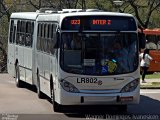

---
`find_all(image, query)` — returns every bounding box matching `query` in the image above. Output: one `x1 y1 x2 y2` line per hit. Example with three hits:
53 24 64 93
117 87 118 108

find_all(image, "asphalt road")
0 74 160 120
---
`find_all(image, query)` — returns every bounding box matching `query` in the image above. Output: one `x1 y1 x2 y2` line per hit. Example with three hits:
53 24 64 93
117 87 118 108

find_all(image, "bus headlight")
60 79 80 93
120 79 139 93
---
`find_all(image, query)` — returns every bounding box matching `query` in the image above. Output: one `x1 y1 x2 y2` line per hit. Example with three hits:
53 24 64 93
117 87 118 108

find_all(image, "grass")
152 82 160 85
140 73 160 88
141 82 160 88
141 72 160 79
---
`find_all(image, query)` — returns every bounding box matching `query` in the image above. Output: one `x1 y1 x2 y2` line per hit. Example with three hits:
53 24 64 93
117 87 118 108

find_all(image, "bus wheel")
53 101 61 112
51 88 61 112
15 64 23 87
37 74 44 98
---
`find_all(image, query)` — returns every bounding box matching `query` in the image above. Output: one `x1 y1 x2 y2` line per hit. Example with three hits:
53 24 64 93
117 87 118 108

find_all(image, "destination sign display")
62 16 136 31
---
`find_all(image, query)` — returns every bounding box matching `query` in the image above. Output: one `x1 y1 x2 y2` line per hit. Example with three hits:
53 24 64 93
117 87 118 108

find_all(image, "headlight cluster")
60 79 80 93
121 78 139 93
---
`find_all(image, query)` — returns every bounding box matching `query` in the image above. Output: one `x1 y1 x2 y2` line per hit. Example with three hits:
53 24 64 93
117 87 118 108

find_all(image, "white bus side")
35 14 60 98
7 12 41 86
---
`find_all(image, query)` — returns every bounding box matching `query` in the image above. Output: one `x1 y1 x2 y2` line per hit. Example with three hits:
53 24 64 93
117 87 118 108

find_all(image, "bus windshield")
146 35 160 50
60 32 138 75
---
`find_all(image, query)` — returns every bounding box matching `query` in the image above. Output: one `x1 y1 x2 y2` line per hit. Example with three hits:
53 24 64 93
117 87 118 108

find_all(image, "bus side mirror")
138 32 146 49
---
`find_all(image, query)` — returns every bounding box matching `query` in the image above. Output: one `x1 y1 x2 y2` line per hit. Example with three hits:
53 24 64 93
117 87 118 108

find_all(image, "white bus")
7 9 145 112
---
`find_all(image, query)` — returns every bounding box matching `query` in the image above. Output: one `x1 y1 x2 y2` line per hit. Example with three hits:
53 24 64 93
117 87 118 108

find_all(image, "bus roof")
60 11 134 17
10 9 135 22
36 11 135 22
10 12 44 20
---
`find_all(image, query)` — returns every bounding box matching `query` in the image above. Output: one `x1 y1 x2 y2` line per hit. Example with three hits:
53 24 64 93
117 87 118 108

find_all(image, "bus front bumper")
56 88 140 105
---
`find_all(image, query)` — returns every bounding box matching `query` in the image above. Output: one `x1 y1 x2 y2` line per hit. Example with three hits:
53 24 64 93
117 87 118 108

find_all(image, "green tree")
121 0 160 28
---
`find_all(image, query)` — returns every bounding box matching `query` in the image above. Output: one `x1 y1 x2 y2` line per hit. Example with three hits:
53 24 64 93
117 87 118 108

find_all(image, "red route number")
71 20 80 25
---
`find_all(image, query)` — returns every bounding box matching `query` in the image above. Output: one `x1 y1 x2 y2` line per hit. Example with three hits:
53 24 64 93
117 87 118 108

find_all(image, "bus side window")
46 24 50 53
31 22 34 47
43 24 46 52
48 24 51 53
146 35 157 49
44 23 49 53
16 20 21 45
48 24 53 54
37 23 41 50
13 26 16 44
19 21 26 46
25 21 32 47
50 24 55 55
9 20 14 43
40 23 44 52
43 24 45 52
39 23 42 51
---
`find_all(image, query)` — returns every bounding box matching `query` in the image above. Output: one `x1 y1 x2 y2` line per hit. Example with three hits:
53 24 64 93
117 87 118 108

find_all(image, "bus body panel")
32 22 38 85
149 51 160 72
24 47 33 84
7 20 17 77
59 75 134 92
40 75 51 97
36 52 43 78
7 16 39 85
54 68 140 105
40 53 51 97
50 51 59 98
56 83 140 105
7 10 140 109
42 54 50 82
15 45 25 81
8 43 15 76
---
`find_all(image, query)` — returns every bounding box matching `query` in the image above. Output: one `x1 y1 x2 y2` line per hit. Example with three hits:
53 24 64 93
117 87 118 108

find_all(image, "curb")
140 81 160 89
140 86 160 89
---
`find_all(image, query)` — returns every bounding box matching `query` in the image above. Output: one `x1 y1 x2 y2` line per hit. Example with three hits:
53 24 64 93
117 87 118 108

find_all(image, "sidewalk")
140 78 160 89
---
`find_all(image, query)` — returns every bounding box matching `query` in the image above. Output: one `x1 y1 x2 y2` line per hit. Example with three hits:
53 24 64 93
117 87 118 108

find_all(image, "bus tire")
37 73 44 99
53 101 61 112
51 87 61 112
15 64 23 87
